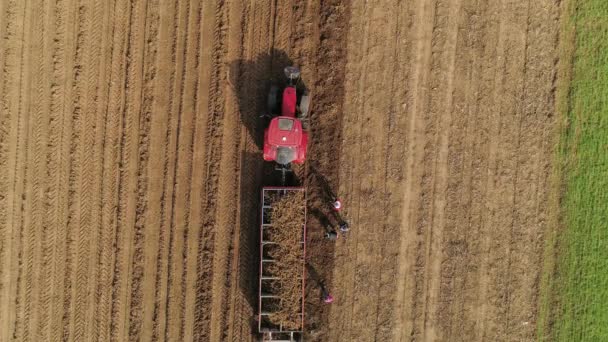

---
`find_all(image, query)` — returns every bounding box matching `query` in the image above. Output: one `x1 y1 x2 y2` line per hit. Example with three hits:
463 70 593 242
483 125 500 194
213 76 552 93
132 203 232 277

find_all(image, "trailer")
258 187 306 342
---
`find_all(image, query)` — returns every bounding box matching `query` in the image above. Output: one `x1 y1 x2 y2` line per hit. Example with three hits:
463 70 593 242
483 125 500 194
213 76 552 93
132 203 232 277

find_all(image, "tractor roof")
267 117 303 148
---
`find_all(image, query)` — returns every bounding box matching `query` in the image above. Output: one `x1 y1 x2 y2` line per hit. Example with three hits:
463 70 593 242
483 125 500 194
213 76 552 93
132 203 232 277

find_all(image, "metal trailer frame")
258 187 306 342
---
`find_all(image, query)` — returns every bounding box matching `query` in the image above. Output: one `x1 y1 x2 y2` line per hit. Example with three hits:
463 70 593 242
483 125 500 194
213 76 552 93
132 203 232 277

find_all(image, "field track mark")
373 1 414 340
505 1 559 340
421 0 462 340
214 2 246 341
437 0 494 339
164 0 196 340
394 0 437 340
179 1 207 339
47 1 78 341
476 1 529 340
272 0 294 58
108 0 144 339
94 0 127 340
461 2 501 339
35 0 69 339
159 0 189 339
343 1 403 341
61 1 87 340
135 0 169 340
164 0 206 339
68 0 109 340
182 0 216 339
19 0 51 339
224 1 250 340
329 2 368 339
191 0 227 339
0 0 27 340
127 0 159 339
475 0 507 338
208 1 244 340
503 0 532 336
87 0 115 339
150 0 180 340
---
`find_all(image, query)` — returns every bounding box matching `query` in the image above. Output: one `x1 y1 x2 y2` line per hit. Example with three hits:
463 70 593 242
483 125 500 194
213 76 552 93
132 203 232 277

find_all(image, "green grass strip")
539 1 608 341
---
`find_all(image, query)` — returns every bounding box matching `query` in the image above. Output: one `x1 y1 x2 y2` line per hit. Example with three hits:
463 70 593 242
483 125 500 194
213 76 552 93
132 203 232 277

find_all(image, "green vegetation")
539 1 608 341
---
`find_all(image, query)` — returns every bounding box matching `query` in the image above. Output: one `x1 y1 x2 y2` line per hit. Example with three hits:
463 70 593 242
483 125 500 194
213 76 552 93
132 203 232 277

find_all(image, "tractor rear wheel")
267 85 278 114
299 92 310 118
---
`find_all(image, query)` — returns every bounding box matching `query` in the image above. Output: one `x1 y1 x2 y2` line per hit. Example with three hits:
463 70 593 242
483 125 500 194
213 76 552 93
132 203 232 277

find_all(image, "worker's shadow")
229 49 309 150
308 166 337 204
309 208 332 233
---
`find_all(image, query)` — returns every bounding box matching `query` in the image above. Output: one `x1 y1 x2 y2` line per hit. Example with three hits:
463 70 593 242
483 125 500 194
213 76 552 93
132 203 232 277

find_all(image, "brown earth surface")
0 0 560 341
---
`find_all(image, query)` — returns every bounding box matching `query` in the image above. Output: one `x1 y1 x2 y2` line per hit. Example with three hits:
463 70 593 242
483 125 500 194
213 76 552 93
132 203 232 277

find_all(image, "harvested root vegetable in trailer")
259 189 306 333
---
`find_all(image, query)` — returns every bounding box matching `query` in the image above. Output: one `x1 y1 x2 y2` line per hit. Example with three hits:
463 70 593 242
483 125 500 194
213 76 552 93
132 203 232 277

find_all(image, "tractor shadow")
229 49 309 151
229 50 308 335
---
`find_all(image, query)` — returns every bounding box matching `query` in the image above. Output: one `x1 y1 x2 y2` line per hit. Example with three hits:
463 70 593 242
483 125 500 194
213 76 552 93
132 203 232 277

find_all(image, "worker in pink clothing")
331 198 342 212
321 284 334 304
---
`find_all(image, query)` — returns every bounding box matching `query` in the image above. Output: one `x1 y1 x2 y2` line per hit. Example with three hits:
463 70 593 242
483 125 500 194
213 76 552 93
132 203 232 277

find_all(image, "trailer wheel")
268 85 278 114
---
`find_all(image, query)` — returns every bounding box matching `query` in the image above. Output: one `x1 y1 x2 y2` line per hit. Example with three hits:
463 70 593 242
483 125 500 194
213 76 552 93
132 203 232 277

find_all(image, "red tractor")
263 67 310 183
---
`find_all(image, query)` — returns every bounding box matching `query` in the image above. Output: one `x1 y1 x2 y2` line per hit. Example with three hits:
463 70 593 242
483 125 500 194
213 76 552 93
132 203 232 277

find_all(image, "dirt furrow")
393 0 436 339
505 1 559 340
18 1 51 339
181 1 220 340
35 0 69 339
373 1 415 340
0 0 27 340
436 0 495 340
163 0 196 340
191 0 228 340
93 0 128 340
477 1 530 340
81 0 112 339
46 2 79 342
109 0 145 339
420 0 463 340
60 1 86 339
208 2 244 341
126 0 159 340
67 1 107 340
474 0 508 338
135 0 174 340
164 0 204 339
336 1 403 341
149 0 181 341
462 2 502 340
87 0 115 340
297 0 349 338
437 1 494 341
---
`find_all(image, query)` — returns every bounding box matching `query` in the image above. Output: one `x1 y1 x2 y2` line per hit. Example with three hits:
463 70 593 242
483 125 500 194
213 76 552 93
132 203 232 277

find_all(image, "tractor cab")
263 67 310 168
263 117 307 164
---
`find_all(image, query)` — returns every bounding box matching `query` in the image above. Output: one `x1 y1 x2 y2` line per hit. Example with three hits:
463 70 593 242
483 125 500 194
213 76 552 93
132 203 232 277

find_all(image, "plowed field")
0 0 560 341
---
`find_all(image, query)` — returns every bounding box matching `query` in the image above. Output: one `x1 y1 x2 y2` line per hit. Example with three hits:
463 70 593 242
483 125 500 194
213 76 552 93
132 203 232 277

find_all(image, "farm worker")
338 221 349 233
325 231 338 241
332 198 342 212
321 286 334 304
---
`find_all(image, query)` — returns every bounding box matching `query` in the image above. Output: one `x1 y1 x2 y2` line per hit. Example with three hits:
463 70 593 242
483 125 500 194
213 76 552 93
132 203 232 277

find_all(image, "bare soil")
0 0 560 341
